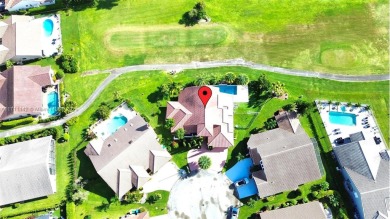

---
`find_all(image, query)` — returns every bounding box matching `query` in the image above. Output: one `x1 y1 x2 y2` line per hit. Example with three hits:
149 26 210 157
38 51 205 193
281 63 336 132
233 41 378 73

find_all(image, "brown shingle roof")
166 86 233 148
0 66 53 120
259 201 326 219
248 118 322 197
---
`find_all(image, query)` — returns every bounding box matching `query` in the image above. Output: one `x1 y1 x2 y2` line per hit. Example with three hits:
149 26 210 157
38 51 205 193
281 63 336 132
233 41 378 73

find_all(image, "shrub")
175 128 185 140
124 190 143 204
55 70 65 80
266 195 275 202
303 197 309 203
172 141 179 149
140 114 150 123
66 117 79 126
319 182 330 191
58 54 79 73
291 199 298 205
39 116 61 123
146 193 162 204
246 198 256 208
311 191 319 199
12 203 20 209
96 105 110 120
63 133 70 142
0 117 35 129
5 60 13 69
198 156 212 169
71 190 89 205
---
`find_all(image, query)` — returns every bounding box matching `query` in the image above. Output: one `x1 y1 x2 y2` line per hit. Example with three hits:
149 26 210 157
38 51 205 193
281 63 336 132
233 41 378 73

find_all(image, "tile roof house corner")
84 114 171 199
166 86 238 148
247 111 322 198
259 201 327 219
0 65 54 120
0 136 56 206
334 137 390 219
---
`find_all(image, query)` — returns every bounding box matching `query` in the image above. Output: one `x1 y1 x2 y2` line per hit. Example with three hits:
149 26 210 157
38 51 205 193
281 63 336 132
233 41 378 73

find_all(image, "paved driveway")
187 147 228 172
143 162 179 193
168 170 240 219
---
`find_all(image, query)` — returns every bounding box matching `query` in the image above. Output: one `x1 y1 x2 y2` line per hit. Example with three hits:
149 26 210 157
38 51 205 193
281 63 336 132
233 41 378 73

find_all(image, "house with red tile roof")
0 65 55 120
166 86 245 149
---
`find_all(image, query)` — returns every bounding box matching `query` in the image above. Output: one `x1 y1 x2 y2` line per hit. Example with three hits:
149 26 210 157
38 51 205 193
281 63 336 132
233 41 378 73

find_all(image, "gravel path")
0 58 388 138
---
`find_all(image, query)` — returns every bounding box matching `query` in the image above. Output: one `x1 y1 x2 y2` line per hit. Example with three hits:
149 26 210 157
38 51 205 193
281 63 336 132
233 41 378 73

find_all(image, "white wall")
8 0 55 12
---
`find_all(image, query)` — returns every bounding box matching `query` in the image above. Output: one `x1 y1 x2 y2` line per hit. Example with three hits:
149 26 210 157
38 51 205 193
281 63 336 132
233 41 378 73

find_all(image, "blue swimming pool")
226 158 259 199
43 19 54 37
217 85 237 95
106 115 128 135
329 111 356 126
47 91 59 115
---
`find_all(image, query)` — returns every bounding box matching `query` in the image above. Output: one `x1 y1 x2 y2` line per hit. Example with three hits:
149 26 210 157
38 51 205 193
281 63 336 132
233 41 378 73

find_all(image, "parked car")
234 178 249 187
228 206 239 219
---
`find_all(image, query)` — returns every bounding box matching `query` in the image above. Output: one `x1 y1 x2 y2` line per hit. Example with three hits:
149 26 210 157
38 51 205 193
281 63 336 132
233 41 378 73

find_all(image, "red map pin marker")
198 86 212 107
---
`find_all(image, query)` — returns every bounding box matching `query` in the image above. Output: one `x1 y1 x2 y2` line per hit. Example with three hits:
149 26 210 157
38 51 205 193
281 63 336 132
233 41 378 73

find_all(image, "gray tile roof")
350 131 365 142
334 142 389 218
85 115 171 198
248 125 322 197
0 136 55 206
334 142 373 180
259 201 327 219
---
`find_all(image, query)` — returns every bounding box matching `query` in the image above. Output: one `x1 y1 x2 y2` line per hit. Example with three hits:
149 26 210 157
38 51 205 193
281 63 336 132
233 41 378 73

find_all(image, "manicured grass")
55 0 388 75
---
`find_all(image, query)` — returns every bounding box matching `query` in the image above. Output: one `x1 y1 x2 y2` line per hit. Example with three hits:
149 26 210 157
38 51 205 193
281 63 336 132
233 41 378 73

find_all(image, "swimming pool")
329 111 356 126
47 91 59 115
217 85 237 95
106 115 128 135
43 19 54 37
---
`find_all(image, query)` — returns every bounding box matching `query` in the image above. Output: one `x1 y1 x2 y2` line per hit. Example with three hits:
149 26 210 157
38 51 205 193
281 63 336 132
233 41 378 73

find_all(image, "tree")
124 190 143 204
236 74 249 85
96 105 110 120
176 128 185 140
282 103 296 112
159 84 171 100
72 190 89 205
208 75 221 85
271 81 286 97
328 195 340 207
165 118 175 130
198 156 211 169
365 105 371 111
63 100 77 115
194 77 207 86
63 133 70 142
236 152 245 161
113 91 121 101
168 82 182 97
295 100 312 115
5 60 13 69
257 74 271 94
146 193 162 204
55 70 65 80
335 101 340 111
355 102 361 108
264 118 277 130
224 72 236 84
58 54 79 73
319 182 330 191
328 100 333 111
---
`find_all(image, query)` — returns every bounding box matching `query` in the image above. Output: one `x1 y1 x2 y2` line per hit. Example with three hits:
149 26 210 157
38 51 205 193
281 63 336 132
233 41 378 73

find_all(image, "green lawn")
51 0 388 74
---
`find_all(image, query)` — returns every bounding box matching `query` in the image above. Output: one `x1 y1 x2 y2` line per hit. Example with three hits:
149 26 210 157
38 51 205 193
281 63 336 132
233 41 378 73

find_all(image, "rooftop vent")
114 138 118 142
129 140 133 144
108 144 111 147
130 123 133 126
124 128 128 131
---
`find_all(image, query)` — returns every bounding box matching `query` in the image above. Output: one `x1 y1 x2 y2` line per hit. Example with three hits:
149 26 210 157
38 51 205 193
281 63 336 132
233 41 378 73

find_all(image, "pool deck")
36 14 63 57
316 100 386 150
92 104 136 140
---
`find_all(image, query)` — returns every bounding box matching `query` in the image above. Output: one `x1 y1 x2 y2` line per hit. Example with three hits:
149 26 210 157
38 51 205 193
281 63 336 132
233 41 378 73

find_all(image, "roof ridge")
262 141 313 158
360 186 390 195
358 143 376 181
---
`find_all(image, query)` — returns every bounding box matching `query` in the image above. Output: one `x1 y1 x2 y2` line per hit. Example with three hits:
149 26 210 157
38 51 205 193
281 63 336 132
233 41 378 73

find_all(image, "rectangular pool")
329 111 356 126
217 85 237 95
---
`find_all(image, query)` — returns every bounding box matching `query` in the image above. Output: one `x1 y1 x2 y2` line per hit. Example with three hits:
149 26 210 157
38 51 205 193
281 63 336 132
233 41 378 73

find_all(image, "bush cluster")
58 54 79 73
0 117 35 128
0 128 58 146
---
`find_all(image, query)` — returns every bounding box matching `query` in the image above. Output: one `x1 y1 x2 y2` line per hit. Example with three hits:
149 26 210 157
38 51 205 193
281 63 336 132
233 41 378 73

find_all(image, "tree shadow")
95 0 120 10
76 147 114 200
224 137 249 170
147 90 164 104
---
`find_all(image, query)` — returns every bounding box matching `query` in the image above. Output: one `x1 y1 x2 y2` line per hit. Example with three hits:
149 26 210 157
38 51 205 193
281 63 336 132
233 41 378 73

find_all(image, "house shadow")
95 0 120 10
224 137 249 170
76 147 114 200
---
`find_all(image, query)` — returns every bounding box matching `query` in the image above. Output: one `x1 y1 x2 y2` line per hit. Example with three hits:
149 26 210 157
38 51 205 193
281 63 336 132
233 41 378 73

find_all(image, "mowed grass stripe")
108 25 228 50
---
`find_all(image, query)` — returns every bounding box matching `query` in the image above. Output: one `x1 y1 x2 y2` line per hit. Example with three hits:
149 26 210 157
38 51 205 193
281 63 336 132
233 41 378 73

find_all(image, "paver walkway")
0 58 388 138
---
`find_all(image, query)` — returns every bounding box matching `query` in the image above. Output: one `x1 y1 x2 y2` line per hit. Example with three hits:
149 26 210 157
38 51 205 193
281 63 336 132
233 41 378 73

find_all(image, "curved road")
0 59 389 138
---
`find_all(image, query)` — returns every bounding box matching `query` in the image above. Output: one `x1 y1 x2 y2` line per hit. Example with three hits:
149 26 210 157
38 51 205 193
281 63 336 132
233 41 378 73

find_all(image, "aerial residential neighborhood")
0 0 388 219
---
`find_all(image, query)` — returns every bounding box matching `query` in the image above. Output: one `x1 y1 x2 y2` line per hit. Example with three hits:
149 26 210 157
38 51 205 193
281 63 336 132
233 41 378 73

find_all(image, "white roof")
15 19 43 56
359 140 381 179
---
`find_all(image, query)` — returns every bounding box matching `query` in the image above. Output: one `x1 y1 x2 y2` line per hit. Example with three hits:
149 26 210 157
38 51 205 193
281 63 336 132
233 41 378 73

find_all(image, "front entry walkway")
142 162 179 193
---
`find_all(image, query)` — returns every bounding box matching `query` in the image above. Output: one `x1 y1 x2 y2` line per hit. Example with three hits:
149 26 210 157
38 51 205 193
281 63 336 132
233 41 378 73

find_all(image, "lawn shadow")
95 0 120 10
224 137 249 170
76 147 114 200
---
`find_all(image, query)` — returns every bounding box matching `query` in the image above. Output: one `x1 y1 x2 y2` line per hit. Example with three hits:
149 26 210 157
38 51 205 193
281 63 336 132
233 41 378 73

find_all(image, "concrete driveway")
143 162 179 193
168 170 240 219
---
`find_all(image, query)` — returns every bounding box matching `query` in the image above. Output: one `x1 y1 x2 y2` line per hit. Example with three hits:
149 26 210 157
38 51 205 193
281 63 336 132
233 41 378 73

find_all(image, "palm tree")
198 156 212 169
328 100 332 111
283 103 296 112
272 81 286 97
355 102 361 108
169 82 182 96
235 74 249 85
208 75 221 85
347 102 352 107
113 91 120 100
365 105 371 111
224 72 236 84
159 84 170 99
264 119 277 130
335 102 340 111
194 77 207 86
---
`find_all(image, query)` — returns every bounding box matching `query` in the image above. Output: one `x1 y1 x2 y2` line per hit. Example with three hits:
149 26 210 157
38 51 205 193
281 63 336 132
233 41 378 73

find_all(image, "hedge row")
0 116 35 128
1 202 61 218
0 128 59 146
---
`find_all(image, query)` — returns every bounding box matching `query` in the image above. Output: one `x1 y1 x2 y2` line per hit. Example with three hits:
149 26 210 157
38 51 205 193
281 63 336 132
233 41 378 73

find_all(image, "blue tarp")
225 158 259 199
